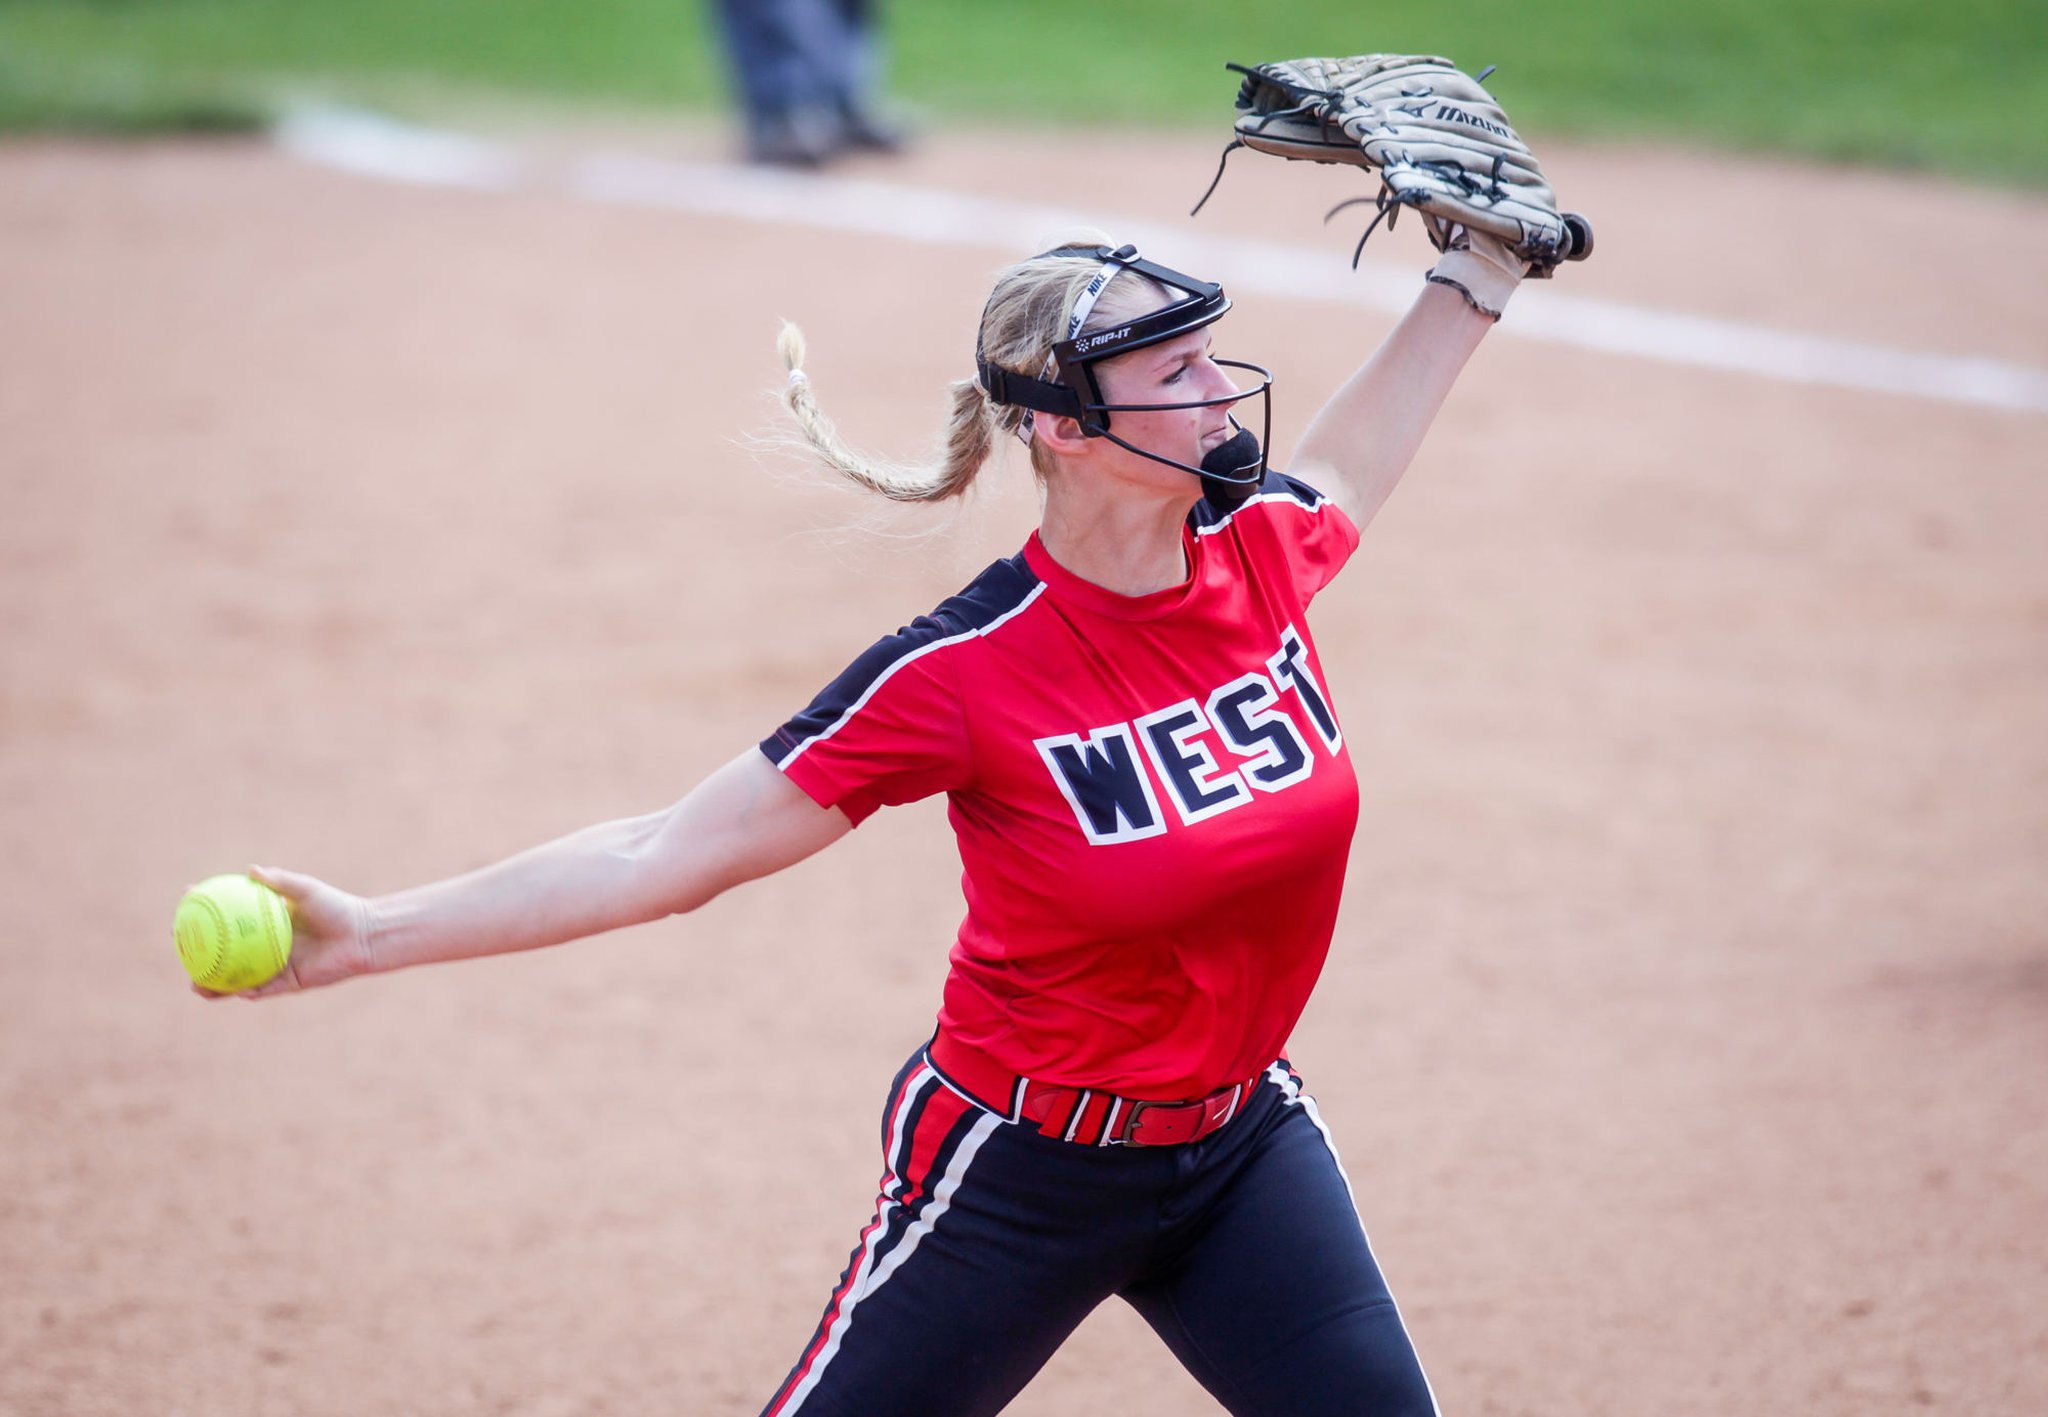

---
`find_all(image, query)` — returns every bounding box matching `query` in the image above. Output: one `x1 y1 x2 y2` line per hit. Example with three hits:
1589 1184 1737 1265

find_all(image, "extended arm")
1288 278 1496 534
210 749 850 998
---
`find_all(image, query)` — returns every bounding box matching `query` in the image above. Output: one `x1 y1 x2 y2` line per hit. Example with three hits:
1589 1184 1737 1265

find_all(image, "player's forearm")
361 810 691 974
1292 280 1492 531
359 751 846 975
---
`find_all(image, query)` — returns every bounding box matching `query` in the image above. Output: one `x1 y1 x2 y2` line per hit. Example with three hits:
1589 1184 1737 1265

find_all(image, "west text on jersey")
1032 626 1339 845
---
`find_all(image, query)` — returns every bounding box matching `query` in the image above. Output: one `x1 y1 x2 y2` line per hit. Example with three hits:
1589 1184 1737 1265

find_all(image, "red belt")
926 1031 1262 1148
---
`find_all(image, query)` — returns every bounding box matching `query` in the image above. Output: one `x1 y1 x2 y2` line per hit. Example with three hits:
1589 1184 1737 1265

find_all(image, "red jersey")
762 473 1362 1100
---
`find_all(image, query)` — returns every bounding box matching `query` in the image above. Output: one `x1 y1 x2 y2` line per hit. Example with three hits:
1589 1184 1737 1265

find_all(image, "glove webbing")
1189 63 1515 270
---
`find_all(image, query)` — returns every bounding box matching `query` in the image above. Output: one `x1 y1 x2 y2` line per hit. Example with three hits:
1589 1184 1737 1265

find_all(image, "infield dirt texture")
2 120 2044 1415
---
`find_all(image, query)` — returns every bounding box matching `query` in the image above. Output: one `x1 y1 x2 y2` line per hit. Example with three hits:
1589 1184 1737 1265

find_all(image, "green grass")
0 48 264 135
1 0 2042 184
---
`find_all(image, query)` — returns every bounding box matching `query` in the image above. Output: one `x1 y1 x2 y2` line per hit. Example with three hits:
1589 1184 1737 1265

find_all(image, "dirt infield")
3 121 2043 1416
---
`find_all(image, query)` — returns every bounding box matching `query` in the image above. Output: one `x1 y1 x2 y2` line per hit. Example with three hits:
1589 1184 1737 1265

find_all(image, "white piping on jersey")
778 1071 1002 1414
1267 1064 1446 1417
774 580 1049 768
922 1049 1026 1121
1192 486 1336 538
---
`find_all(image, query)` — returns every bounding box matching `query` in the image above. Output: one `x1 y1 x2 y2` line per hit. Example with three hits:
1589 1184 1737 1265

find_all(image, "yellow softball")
175 874 293 992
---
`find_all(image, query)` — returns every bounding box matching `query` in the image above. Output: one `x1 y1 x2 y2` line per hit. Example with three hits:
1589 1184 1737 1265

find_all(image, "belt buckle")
1114 1097 1163 1146
1112 1098 1158 1146
1116 1097 1205 1147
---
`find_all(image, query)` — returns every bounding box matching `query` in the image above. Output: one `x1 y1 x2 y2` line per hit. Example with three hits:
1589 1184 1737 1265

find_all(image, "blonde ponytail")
777 321 995 504
769 239 1167 503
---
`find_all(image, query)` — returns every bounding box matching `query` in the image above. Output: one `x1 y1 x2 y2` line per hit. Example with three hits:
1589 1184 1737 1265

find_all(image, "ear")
1033 413 1095 460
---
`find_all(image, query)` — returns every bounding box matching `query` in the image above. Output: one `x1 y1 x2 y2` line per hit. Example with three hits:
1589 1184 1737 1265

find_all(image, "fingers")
247 863 316 902
190 966 300 1001
235 967 302 1000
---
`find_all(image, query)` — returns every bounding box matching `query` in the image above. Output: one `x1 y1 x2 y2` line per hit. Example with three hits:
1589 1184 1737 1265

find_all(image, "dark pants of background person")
757 1050 1441 1417
712 0 893 165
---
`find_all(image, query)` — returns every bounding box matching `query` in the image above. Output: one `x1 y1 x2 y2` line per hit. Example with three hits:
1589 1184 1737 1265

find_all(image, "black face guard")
975 244 1276 509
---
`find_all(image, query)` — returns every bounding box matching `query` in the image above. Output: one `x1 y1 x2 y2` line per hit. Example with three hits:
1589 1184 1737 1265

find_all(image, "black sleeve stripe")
765 556 1043 768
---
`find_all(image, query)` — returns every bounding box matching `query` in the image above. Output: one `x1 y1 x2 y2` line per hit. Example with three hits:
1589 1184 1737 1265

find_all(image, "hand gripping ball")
175 874 293 992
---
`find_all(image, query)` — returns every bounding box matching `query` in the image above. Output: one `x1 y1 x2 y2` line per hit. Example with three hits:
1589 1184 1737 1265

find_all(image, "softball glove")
1198 54 1592 279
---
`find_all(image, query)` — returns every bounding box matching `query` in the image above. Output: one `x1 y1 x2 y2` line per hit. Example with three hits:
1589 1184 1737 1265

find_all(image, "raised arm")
206 749 849 999
1219 54 1574 534
1287 277 1497 535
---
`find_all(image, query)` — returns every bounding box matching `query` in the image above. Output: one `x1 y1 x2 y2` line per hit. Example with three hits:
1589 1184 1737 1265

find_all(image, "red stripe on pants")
762 1063 973 1416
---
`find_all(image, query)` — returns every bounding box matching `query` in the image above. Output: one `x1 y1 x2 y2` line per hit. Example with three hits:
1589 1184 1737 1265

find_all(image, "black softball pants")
757 1050 1440 1417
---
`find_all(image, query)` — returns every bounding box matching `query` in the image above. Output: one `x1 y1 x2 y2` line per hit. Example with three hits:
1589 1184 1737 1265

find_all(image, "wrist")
1425 232 1529 321
357 893 396 975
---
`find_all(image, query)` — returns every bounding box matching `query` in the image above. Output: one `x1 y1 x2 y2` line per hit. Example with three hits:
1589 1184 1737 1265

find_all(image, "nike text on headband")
975 244 1274 509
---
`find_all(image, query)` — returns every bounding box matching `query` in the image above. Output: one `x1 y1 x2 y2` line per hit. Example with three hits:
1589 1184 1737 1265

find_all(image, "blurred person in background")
712 0 904 167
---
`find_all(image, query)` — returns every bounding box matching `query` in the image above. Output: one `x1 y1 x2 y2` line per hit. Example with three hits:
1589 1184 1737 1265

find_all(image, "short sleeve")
759 621 971 826
1194 469 1360 605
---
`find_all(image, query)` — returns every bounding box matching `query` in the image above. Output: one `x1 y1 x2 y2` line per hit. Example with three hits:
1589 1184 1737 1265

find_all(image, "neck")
1038 480 1196 597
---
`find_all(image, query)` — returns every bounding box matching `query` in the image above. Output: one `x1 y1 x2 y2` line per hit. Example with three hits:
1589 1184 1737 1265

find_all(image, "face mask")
976 244 1277 510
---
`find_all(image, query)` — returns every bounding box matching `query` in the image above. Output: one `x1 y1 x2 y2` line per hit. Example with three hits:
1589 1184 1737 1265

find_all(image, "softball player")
214 231 1525 1415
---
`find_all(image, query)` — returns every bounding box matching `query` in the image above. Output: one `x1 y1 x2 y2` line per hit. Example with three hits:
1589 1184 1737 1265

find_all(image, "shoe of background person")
745 106 841 168
836 102 906 156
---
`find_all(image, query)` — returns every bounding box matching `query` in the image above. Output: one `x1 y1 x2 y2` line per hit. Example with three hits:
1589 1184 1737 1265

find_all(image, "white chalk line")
274 108 2048 417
